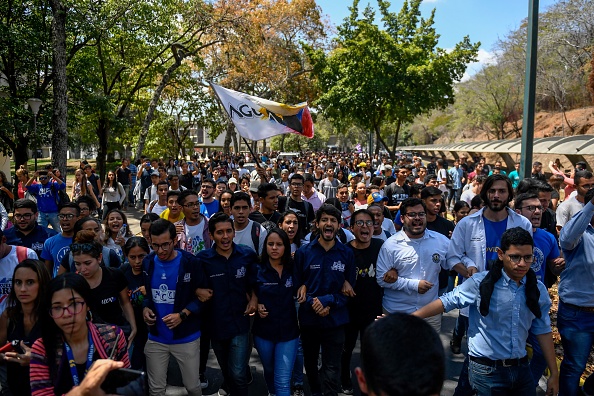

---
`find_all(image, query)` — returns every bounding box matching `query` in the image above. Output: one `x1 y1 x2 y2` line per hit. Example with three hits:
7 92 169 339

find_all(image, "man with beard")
340 209 385 394
376 198 449 332
294 204 356 396
4 198 57 258
447 174 532 395
556 170 594 232
199 178 220 219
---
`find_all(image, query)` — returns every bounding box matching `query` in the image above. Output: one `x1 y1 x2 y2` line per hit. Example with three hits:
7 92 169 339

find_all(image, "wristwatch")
179 311 188 321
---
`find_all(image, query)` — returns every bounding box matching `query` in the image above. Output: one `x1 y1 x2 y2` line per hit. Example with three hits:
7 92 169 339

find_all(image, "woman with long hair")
121 237 150 370
353 182 369 210
103 209 132 261
0 260 50 396
254 229 305 396
30 273 130 395
16 166 33 200
71 230 136 343
72 169 100 210
453 200 471 225
101 170 125 220
166 158 180 176
0 170 14 214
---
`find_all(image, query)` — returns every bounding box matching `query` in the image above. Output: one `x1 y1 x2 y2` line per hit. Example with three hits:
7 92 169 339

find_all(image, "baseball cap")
384 165 393 171
358 162 367 168
151 170 159 177
228 177 238 184
249 180 261 193
368 192 388 205
281 169 289 174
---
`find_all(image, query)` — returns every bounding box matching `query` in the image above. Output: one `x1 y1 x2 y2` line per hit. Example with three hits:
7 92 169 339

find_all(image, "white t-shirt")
149 203 168 216
184 221 206 255
437 168 448 193
0 246 38 314
234 219 267 254
460 190 476 205
382 218 397 235
144 185 159 202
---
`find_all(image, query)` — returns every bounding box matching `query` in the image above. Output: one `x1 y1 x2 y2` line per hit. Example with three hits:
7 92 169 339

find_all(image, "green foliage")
307 0 479 158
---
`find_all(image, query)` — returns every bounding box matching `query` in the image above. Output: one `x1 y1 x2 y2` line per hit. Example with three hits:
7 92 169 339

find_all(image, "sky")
315 0 558 79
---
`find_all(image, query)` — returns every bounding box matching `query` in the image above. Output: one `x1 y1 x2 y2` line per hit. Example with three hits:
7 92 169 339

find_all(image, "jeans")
527 332 547 386
557 301 594 396
254 336 299 396
453 315 473 396
38 211 61 232
144 338 202 396
291 337 304 387
468 359 535 396
448 188 461 207
301 325 345 396
211 332 251 396
341 319 373 390
122 185 130 208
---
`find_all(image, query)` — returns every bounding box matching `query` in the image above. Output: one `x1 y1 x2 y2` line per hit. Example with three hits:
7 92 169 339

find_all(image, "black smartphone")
101 368 146 395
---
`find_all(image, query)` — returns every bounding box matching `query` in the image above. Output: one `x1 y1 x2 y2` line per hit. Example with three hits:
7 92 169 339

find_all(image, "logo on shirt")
309 264 320 270
285 276 293 288
235 266 246 279
331 261 345 272
32 242 44 252
101 297 116 305
532 246 544 280
432 253 440 263
152 284 176 304
183 273 191 282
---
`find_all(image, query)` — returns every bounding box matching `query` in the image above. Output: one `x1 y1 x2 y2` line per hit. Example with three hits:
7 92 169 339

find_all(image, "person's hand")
546 373 559 396
257 304 269 318
244 299 257 316
162 313 183 330
383 268 398 283
296 285 307 303
318 306 330 317
551 257 565 275
312 297 327 315
467 267 478 277
175 223 184 236
418 280 434 294
127 328 137 346
138 286 146 296
143 307 156 326
348 202 355 214
47 171 53 178
4 342 31 366
69 359 125 396
196 288 213 302
342 280 356 297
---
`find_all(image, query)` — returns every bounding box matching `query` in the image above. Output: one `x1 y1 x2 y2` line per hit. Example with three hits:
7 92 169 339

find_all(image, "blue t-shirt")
149 253 200 344
532 228 560 282
40 234 73 277
26 182 65 213
200 200 220 219
483 217 507 270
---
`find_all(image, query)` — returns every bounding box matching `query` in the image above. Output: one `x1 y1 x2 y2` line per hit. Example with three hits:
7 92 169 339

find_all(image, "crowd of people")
0 150 591 396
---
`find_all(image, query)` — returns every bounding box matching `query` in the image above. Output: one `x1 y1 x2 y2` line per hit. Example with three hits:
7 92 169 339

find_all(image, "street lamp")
27 98 42 171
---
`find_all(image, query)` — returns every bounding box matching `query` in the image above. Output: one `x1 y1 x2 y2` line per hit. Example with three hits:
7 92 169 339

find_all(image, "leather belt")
561 301 594 313
469 355 528 367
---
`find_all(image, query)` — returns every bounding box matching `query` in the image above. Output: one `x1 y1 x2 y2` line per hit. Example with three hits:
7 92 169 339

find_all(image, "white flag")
211 83 314 141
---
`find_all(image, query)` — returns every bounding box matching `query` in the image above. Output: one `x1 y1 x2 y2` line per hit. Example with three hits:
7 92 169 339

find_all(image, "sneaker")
450 339 461 354
199 373 208 389
342 387 354 395
293 385 304 396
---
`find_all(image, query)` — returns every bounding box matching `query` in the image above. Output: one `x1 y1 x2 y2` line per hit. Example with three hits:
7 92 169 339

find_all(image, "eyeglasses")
354 220 374 227
79 207 90 213
70 243 97 253
404 212 426 219
505 254 535 264
13 213 33 220
58 214 76 220
182 202 200 208
151 240 174 251
519 205 543 212
50 301 85 319
38 177 48 180
290 183 303 187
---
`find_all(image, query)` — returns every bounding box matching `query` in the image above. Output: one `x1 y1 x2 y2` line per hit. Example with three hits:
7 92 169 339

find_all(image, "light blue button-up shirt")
559 200 594 307
440 271 551 360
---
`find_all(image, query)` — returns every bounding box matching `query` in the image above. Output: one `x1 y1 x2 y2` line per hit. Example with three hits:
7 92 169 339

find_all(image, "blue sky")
316 0 558 78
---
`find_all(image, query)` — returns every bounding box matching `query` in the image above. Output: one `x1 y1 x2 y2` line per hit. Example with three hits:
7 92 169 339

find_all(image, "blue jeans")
211 332 250 396
38 211 61 232
469 359 535 396
254 336 299 396
557 301 594 396
291 337 304 388
527 332 547 386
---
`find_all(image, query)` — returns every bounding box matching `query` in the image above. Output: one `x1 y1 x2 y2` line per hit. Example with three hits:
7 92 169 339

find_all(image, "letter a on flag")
210 83 314 141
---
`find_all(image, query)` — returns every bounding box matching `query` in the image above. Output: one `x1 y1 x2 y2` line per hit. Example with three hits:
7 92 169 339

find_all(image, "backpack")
251 222 261 255
51 183 70 205
337 228 347 244
15 246 28 263
445 169 454 189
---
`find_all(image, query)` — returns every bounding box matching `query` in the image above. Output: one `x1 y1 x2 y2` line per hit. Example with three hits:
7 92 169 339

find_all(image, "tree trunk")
375 126 394 161
96 118 109 184
224 124 233 153
280 134 286 152
50 0 68 177
390 120 402 158
13 146 29 173
231 128 238 153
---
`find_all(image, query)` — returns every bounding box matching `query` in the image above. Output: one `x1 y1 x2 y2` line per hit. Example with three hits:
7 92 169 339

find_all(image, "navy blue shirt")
294 237 356 328
197 243 258 340
4 224 57 258
253 260 299 343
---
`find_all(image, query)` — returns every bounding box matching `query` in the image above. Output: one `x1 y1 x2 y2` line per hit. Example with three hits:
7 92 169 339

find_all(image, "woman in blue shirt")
254 228 305 396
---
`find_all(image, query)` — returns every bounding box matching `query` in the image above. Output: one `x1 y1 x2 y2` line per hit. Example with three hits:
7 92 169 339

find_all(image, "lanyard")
64 330 95 386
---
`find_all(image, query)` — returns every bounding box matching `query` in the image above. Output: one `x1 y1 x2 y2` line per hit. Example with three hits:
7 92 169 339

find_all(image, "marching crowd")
0 151 591 396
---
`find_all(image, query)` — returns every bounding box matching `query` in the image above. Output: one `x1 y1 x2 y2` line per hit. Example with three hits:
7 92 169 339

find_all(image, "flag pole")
242 137 263 169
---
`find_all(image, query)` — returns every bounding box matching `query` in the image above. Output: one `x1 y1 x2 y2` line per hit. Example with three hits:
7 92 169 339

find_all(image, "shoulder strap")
384 230 391 239
251 222 260 255
15 246 28 263
149 200 158 212
338 228 347 244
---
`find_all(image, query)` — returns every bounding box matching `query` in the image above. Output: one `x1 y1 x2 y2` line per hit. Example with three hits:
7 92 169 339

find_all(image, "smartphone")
101 368 146 395
0 342 14 354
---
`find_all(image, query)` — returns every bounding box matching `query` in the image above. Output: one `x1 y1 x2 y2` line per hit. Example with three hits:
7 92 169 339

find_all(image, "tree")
307 0 479 160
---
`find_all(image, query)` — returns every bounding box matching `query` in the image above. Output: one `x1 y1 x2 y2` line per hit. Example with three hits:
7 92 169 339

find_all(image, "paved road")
121 208 546 396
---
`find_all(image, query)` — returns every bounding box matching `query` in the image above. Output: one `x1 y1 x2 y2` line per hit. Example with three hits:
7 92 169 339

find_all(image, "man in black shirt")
384 166 410 217
249 182 281 226
340 209 384 394
277 174 314 241
116 158 132 210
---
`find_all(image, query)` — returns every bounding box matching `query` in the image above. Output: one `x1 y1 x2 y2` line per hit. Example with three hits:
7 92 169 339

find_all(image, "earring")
86 310 93 322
